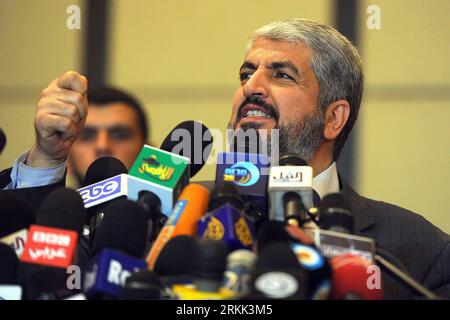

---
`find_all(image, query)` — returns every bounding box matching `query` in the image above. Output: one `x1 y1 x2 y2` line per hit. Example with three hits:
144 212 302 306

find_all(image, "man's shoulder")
365 194 436 226
356 191 448 243
346 184 449 295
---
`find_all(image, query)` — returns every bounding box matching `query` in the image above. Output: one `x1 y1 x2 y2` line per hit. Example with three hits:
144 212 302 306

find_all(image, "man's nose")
95 130 113 157
243 69 269 99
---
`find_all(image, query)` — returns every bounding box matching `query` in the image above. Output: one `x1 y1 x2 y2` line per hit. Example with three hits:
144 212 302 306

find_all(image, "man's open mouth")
239 104 276 121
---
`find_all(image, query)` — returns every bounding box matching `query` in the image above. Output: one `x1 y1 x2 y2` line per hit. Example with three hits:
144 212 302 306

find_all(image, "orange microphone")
146 183 209 269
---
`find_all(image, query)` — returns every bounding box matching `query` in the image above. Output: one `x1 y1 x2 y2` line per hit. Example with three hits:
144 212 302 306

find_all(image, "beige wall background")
0 0 84 173
0 0 448 233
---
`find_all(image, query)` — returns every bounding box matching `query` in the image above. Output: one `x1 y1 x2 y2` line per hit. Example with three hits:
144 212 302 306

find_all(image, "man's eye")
275 72 294 80
78 129 97 141
239 72 252 82
109 128 133 140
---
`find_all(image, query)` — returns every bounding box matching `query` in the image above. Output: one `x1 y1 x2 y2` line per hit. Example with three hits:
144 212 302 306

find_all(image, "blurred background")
0 0 448 233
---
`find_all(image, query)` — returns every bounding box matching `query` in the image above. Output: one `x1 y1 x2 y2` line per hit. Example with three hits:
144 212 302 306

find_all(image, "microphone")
82 156 128 233
36 187 86 236
18 188 86 299
316 193 438 300
319 193 354 234
0 243 21 300
84 199 149 299
247 242 309 299
197 182 255 250
256 220 332 299
91 199 149 259
170 239 233 300
329 253 383 300
0 193 34 258
122 270 162 300
268 154 316 230
20 188 85 269
146 183 209 269
0 127 6 154
316 193 376 261
0 243 19 284
190 239 230 292
0 192 34 238
215 151 270 223
83 156 128 187
129 121 213 214
222 249 256 296
136 190 164 243
153 235 197 282
128 143 190 213
160 120 213 178
83 249 147 299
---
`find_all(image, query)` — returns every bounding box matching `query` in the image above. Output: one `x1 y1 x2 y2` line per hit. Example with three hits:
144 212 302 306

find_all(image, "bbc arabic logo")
79 177 121 204
223 162 260 187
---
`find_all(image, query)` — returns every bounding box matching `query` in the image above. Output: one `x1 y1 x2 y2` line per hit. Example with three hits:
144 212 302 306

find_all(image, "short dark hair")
87 86 149 140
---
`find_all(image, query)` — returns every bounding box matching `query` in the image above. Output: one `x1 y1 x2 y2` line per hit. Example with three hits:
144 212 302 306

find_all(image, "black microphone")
0 243 19 284
247 241 309 300
190 239 230 293
122 270 162 300
91 199 149 259
136 191 163 244
153 235 197 284
83 156 128 187
0 193 34 258
36 187 86 236
319 193 354 234
0 192 34 238
170 239 232 299
160 120 213 178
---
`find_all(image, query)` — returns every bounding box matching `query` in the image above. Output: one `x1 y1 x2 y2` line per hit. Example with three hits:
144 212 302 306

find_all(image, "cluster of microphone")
0 121 439 300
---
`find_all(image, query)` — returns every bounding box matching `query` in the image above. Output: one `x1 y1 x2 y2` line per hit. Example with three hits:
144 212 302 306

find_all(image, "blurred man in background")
67 87 150 187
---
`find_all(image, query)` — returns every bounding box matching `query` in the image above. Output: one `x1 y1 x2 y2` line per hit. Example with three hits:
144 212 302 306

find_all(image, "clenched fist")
26 71 88 167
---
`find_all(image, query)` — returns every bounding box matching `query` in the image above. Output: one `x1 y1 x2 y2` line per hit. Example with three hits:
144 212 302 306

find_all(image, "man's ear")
323 100 350 140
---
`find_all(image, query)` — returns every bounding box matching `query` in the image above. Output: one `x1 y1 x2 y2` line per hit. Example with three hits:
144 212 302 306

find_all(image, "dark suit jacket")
341 179 450 299
197 179 450 300
0 167 66 218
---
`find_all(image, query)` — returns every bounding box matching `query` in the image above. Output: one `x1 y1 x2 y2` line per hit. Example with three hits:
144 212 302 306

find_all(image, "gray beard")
227 110 324 162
